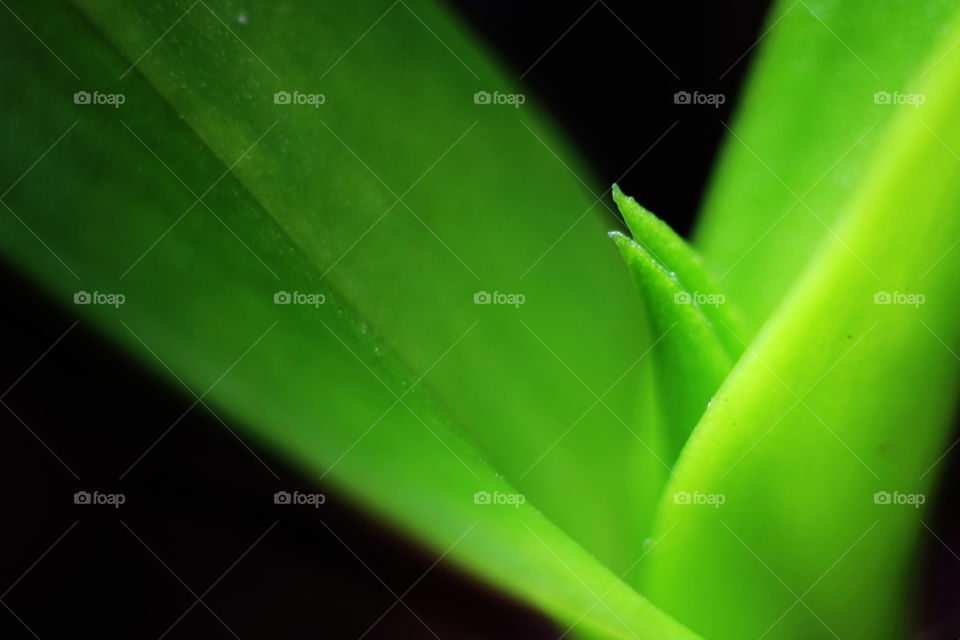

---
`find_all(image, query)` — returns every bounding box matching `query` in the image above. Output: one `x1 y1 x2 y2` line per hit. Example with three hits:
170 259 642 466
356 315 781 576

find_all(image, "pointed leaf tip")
609 186 746 360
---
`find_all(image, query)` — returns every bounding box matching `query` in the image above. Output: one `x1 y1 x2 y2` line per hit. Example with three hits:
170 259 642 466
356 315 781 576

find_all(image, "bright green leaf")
639 8 960 638
695 0 960 336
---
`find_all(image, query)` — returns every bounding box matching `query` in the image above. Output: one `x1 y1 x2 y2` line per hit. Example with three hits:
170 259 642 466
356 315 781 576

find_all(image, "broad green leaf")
67 0 669 578
0 0 697 636
694 0 960 335
638 9 960 638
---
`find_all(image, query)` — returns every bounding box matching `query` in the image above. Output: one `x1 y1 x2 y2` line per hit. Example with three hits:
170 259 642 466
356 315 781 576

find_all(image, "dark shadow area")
448 0 773 235
0 266 558 639
912 415 960 640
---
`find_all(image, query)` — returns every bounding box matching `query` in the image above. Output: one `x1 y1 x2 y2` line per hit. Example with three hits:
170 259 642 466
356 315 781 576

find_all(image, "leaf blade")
639 8 960 637
0 0 696 636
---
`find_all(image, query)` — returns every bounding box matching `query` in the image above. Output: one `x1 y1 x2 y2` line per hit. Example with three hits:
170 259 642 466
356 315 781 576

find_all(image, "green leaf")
613 184 745 361
638 7 960 638
694 0 960 336
609 185 746 547
609 186 738 460
67 0 669 577
0 0 697 636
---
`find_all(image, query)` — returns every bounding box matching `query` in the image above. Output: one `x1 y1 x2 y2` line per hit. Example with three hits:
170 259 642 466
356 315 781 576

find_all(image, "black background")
3 2 958 639
453 0 770 235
